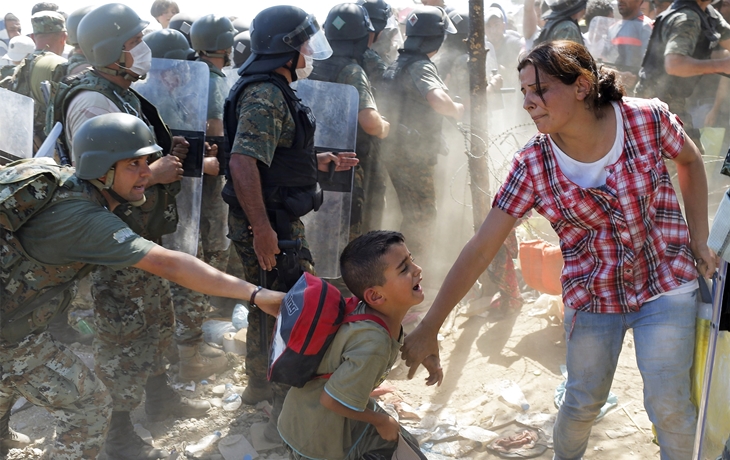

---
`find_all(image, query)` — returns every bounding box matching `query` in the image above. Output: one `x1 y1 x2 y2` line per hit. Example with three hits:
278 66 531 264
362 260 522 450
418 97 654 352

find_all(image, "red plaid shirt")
494 98 696 314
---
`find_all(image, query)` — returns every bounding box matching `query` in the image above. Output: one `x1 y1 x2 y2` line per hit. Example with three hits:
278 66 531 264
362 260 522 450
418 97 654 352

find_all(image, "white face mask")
296 54 314 80
125 41 152 76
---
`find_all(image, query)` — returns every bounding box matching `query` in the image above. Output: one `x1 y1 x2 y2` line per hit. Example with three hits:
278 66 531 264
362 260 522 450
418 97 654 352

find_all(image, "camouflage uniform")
362 48 387 83
51 69 181 411
637 2 730 148
224 79 317 413
170 59 230 346
0 160 157 457
381 55 447 259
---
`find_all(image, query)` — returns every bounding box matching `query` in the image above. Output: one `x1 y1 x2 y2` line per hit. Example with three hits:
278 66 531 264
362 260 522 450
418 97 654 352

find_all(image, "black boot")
144 373 211 422
104 411 168 460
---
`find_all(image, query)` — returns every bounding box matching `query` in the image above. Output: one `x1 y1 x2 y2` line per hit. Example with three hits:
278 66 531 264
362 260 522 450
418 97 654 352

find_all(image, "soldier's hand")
252 224 280 271
316 152 358 172
149 154 184 185
453 102 465 121
488 74 503 91
379 119 390 139
203 156 220 176
171 136 189 161
204 141 218 157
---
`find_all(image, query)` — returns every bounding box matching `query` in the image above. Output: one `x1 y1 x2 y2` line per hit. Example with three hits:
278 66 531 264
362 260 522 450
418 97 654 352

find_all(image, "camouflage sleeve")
231 82 293 166
663 11 702 56
362 48 387 81
339 63 378 111
550 20 584 44
207 73 227 121
407 60 447 99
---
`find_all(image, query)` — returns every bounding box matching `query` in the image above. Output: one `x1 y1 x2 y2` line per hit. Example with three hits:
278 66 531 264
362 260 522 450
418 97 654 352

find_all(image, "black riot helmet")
168 12 199 46
324 3 374 59
232 30 251 68
144 28 194 60
241 5 332 76
325 3 374 41
358 0 392 34
403 6 456 54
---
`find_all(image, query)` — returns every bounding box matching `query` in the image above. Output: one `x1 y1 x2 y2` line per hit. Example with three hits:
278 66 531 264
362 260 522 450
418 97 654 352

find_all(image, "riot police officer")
222 4 357 442
379 6 463 266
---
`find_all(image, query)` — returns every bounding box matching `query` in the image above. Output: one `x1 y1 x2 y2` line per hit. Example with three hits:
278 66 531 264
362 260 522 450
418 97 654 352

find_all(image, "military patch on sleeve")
112 227 136 244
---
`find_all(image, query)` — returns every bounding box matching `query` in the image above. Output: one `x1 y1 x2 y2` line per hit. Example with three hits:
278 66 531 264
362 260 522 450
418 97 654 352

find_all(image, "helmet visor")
284 14 332 60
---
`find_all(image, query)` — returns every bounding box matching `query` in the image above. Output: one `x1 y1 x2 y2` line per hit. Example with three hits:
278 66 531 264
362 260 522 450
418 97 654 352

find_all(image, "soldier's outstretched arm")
358 108 390 139
133 244 284 316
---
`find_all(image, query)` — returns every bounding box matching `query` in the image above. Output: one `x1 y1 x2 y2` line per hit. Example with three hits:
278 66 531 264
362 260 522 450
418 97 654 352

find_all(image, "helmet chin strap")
288 50 301 82
90 169 146 207
95 50 144 82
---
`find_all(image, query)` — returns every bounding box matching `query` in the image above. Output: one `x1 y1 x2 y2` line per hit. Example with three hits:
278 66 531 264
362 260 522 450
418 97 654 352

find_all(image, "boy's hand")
422 354 443 386
375 415 400 442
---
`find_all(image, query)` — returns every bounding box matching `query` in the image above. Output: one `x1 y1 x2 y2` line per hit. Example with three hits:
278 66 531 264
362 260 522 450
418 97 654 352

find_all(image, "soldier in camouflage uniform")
311 3 391 239
0 11 67 152
0 113 285 459
637 0 730 148
358 0 396 82
46 4 218 458
533 0 586 46
223 5 357 442
379 6 463 263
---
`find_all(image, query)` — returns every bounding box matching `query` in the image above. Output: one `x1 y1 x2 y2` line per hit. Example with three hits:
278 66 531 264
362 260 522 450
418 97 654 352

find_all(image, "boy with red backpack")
271 231 442 459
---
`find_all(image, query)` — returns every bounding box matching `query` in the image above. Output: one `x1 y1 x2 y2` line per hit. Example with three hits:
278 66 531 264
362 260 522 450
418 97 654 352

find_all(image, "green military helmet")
543 0 587 20
144 28 194 60
66 5 94 46
74 113 162 182
325 3 374 41
232 30 251 68
190 14 235 52
77 3 149 68
448 10 469 38
357 0 392 34
405 6 456 37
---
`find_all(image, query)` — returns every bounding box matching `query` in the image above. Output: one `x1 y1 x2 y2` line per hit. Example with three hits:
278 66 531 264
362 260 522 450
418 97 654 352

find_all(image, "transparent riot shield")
223 67 239 92
587 16 619 67
0 88 33 164
133 58 209 255
292 79 359 278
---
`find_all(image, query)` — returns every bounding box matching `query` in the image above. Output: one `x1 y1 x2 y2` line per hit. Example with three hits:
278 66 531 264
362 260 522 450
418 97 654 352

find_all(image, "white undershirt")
548 101 623 188
548 101 698 300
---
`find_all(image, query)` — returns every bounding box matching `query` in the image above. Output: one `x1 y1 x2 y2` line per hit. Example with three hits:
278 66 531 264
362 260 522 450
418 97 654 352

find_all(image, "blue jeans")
554 291 698 460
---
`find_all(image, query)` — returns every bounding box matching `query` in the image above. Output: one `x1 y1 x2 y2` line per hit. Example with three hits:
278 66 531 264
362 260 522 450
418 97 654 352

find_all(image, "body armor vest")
223 72 321 218
637 1 720 100
0 159 102 344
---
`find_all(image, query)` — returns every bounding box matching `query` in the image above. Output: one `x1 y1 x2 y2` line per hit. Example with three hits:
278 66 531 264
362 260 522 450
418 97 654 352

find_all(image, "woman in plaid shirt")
403 40 717 460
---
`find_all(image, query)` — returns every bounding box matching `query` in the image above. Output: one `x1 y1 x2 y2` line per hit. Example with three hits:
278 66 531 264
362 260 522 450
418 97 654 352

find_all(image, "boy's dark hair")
340 230 405 300
150 0 180 18
31 2 59 15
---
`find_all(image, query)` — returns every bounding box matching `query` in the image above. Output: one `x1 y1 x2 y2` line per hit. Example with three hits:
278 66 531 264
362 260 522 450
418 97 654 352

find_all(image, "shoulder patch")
112 227 137 244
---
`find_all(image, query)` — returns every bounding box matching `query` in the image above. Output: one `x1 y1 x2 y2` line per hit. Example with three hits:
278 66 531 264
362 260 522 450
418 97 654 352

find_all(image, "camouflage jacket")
0 158 100 344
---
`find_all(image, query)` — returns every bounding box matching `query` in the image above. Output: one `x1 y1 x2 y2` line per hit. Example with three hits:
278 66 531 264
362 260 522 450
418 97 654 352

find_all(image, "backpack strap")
315 314 391 381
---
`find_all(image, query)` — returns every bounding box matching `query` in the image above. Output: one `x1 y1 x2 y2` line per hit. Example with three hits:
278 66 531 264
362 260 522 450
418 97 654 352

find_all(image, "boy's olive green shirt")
278 302 403 460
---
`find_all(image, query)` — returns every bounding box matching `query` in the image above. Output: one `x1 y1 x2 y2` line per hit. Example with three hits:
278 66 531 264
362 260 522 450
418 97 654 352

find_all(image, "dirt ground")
4 285 662 460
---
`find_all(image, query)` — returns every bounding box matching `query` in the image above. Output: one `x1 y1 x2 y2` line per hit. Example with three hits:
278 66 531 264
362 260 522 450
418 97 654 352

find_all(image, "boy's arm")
422 355 443 386
319 391 400 442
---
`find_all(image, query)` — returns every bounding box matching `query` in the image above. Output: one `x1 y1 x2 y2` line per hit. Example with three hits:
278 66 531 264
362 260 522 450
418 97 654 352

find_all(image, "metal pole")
467 0 491 229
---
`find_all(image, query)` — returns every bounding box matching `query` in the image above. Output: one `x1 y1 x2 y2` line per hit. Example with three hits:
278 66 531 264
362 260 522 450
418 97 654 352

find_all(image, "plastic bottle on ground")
232 303 249 330
185 431 221 456
222 383 243 411
499 379 530 411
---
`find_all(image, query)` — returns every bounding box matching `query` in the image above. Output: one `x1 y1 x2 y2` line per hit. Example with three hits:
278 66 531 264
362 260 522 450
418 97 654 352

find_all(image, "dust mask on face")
125 41 152 76
296 54 314 80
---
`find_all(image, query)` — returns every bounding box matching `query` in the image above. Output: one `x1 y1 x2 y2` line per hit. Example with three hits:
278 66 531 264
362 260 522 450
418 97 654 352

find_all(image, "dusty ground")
4 286 661 460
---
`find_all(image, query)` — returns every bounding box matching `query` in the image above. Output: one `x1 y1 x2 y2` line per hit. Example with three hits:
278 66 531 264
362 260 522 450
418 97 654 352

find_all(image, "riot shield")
223 67 239 92
133 58 209 255
292 79 359 278
0 88 33 164
587 16 619 68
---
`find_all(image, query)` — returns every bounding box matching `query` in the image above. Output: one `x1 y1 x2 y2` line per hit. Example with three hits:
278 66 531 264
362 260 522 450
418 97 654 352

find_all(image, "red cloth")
493 98 696 314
